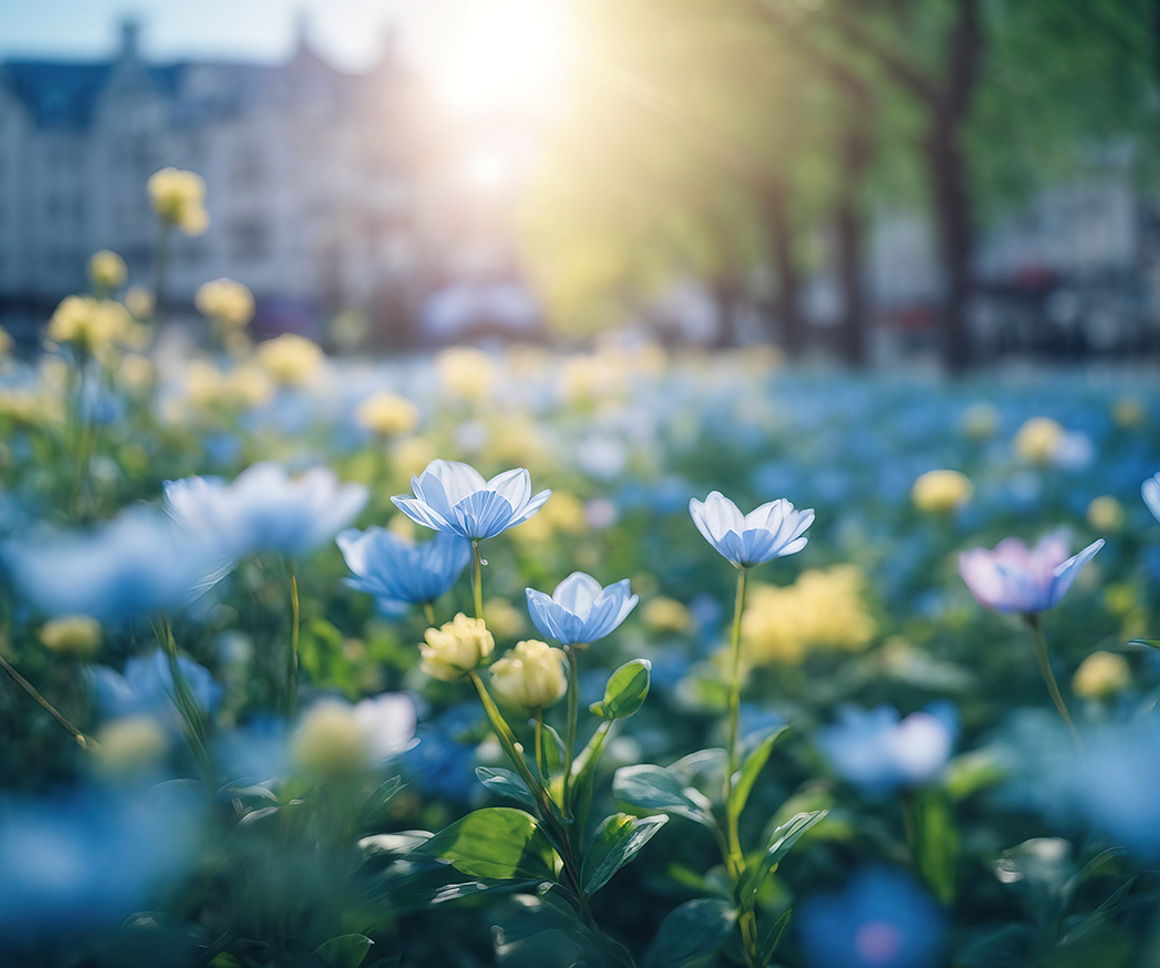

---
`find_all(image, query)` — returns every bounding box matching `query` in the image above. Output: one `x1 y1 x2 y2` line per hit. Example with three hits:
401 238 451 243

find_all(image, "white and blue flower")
525 572 638 646
959 531 1103 616
689 490 814 568
337 527 471 610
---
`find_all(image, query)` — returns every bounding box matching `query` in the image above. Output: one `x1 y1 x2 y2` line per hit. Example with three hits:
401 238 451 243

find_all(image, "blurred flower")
92 716 169 777
290 692 416 777
641 596 691 634
743 565 876 665
1143 472 1160 522
0 326 11 358
165 462 367 561
421 613 494 681
256 333 324 387
1086 495 1124 533
525 572 637 646
959 532 1104 615
816 705 956 797
195 277 255 330
392 436 438 478
961 402 999 440
489 639 568 711
118 353 156 395
911 470 972 514
147 167 208 235
337 527 470 610
483 598 526 639
1112 396 1145 428
689 490 814 568
38 615 101 658
1013 416 1064 464
1072 651 1130 699
393 459 550 541
90 650 223 723
182 359 273 414
88 250 126 291
46 295 131 355
4 508 217 622
436 346 495 402
356 390 420 436
799 867 946 968
124 286 155 320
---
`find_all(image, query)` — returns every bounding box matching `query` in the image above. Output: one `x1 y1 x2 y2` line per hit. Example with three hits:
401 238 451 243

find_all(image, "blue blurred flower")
959 531 1103 615
689 490 814 568
392 459 550 541
1143 472 1160 522
90 650 224 724
816 705 957 797
4 507 217 623
525 572 638 646
799 867 946 968
338 526 471 611
164 461 368 560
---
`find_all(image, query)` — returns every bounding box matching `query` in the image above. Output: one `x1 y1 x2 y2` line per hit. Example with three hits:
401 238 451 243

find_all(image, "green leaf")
476 767 538 809
910 791 960 904
738 810 828 902
760 909 792 964
422 807 558 881
612 764 716 827
582 813 668 895
646 898 736 968
590 659 652 720
727 726 788 822
360 776 405 828
1129 639 1160 649
312 934 373 968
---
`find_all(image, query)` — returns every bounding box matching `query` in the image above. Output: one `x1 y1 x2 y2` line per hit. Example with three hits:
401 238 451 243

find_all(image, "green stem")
0 649 93 750
153 221 172 328
471 541 484 621
563 647 580 807
287 559 300 720
1026 614 1079 744
423 602 436 627
469 671 540 796
157 615 216 787
535 709 547 785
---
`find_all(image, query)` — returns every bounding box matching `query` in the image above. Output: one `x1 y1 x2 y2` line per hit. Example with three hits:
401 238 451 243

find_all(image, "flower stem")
0 649 93 750
535 709 547 784
724 567 749 799
423 602 436 627
471 541 484 621
469 671 540 795
563 647 580 808
287 559 300 720
1026 614 1079 744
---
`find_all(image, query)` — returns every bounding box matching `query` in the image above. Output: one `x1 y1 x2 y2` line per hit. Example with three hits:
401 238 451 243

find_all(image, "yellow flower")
147 167 209 235
1013 417 1064 464
483 598 526 640
392 436 438 479
420 613 494 681
0 327 11 358
256 333 323 387
290 702 369 775
436 346 495 402
1072 651 1130 699
1112 397 1145 429
1087 496 1124 533
642 597 691 635
124 287 155 320
118 354 156 394
39 615 102 657
184 360 273 414
357 391 420 436
962 403 999 440
195 278 255 330
88 250 127 291
46 296 132 354
93 716 168 775
911 469 973 513
489 639 567 711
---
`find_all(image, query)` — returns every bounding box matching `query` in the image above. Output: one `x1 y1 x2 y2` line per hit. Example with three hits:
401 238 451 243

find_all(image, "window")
230 218 269 264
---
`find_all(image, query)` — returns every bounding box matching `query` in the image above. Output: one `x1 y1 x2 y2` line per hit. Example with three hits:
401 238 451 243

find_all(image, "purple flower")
689 491 814 568
525 572 638 646
392 459 550 541
959 531 1103 615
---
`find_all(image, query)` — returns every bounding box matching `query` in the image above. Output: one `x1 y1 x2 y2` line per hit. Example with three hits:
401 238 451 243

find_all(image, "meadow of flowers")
1 171 1160 968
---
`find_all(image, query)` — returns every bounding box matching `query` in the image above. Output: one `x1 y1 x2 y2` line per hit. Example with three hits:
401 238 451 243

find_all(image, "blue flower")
90 650 224 724
3 507 218 623
689 490 814 568
816 705 956 798
525 572 638 646
164 461 368 561
798 867 946 968
337 527 471 610
959 531 1103 615
1143 472 1160 522
392 459 550 541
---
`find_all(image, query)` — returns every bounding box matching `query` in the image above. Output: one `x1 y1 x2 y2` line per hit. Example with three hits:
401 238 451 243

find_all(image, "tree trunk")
834 122 873 367
710 275 741 349
759 179 802 355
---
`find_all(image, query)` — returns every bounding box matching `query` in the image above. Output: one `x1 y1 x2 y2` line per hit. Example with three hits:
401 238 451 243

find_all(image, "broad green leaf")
476 767 537 809
1129 639 1160 649
727 726 788 822
582 813 668 895
738 810 828 902
646 898 736 968
760 909 792 964
612 764 716 827
312 934 373 968
590 659 652 720
422 807 558 880
911 792 960 904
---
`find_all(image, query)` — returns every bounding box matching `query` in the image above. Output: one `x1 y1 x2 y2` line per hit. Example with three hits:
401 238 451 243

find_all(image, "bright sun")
431 0 572 118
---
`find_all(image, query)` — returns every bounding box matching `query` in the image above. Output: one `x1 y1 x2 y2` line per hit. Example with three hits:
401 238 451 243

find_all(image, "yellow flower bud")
420 613 495 681
147 167 208 236
93 716 168 775
195 278 255 330
641 597 691 635
1112 397 1145 429
124 287 155 320
357 391 420 436
289 701 369 776
392 436 438 479
88 250 127 291
489 639 567 711
436 346 495 402
1086 495 1124 533
483 599 525 640
1072 651 1130 700
39 615 102 657
118 354 156 394
256 333 323 387
1013 417 1064 464
911 469 973 513
46 296 131 353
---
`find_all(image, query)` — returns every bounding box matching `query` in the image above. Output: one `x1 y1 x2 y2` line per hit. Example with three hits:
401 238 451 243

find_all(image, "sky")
0 0 461 73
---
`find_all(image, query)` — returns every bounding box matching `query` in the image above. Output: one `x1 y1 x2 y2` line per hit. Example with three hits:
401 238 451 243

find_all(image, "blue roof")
1 60 112 129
